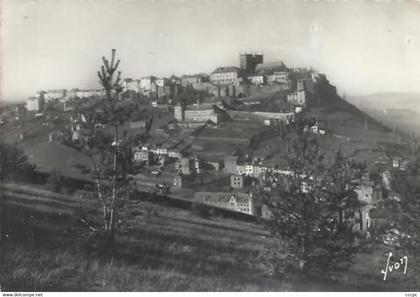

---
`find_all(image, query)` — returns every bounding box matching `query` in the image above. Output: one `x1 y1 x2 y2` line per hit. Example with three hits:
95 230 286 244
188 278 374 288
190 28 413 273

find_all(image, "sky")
1 0 420 102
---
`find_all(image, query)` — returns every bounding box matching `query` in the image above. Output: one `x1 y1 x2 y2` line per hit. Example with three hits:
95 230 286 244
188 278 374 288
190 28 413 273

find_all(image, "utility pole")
364 116 368 131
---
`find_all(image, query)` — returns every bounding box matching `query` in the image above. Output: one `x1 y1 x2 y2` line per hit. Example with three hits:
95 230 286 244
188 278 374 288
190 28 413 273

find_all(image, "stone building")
287 81 306 106
26 96 44 112
267 71 290 85
194 192 256 215
210 66 244 85
133 149 153 165
231 174 244 189
175 157 192 175
239 52 263 74
174 104 185 121
175 104 222 124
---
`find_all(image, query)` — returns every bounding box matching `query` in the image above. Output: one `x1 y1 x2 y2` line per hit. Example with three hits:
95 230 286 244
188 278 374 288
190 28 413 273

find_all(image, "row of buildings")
26 88 106 112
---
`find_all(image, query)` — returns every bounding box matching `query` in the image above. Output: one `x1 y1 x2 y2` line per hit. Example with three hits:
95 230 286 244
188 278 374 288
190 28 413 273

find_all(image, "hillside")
1 183 418 291
302 79 408 166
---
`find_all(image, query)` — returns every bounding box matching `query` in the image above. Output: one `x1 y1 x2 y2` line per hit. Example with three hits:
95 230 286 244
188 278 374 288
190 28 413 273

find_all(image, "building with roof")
67 89 106 99
181 74 210 87
255 61 288 74
231 174 244 189
132 148 153 165
156 78 169 87
194 192 256 215
247 74 266 85
140 76 157 91
175 104 222 124
267 71 290 85
174 104 185 121
26 96 44 112
123 79 141 92
239 52 263 74
287 90 306 106
210 66 244 85
175 157 193 175
43 89 67 101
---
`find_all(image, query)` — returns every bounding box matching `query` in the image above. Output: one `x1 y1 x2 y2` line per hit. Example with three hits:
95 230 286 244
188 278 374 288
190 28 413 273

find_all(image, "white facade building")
26 97 44 111
210 66 243 85
140 76 156 91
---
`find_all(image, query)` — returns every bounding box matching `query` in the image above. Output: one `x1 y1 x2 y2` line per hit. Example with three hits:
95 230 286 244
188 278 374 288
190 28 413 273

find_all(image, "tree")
69 49 134 242
262 134 365 278
370 153 420 289
0 142 35 182
0 142 35 277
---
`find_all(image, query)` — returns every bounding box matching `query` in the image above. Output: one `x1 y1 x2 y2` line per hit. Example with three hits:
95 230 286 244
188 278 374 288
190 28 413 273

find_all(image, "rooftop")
195 192 251 204
255 61 288 74
185 104 217 111
212 66 240 73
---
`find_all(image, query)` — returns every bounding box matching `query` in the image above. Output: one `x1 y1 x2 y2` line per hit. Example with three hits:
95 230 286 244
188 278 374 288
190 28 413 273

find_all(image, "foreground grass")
1 185 417 291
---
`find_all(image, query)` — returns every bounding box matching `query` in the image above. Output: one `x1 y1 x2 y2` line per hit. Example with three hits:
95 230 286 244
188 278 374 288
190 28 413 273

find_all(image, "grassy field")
1 183 418 291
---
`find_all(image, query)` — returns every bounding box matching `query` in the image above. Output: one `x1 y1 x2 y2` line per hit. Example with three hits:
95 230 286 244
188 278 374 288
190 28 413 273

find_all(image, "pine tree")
262 134 365 278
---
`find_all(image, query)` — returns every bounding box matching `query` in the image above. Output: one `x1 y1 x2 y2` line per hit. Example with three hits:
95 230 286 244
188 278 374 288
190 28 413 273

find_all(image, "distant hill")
348 93 420 137
348 92 420 113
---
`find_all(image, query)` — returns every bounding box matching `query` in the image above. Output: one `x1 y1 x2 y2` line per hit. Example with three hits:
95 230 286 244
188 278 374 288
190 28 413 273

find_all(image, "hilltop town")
1 46 420 292
1 51 413 234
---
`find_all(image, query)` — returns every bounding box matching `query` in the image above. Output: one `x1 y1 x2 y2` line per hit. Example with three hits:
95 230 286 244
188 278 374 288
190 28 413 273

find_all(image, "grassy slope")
1 183 418 291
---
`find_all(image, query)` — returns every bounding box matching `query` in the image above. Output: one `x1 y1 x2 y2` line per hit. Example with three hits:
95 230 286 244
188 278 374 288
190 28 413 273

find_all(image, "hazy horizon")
1 0 420 102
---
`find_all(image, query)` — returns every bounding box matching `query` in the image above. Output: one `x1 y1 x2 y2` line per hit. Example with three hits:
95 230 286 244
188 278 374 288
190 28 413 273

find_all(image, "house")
133 149 153 165
287 87 306 106
247 74 265 85
236 97 262 106
184 104 221 124
26 97 44 112
210 66 244 85
156 78 169 87
68 89 105 99
181 74 209 87
245 164 254 176
194 192 256 215
168 150 182 159
123 79 141 93
175 104 222 124
266 71 290 85
231 174 244 189
353 204 376 233
236 164 246 175
255 61 289 75
44 89 67 101
174 104 185 121
140 76 156 91
175 157 192 175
